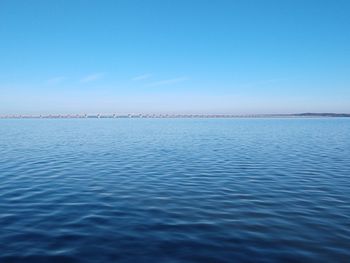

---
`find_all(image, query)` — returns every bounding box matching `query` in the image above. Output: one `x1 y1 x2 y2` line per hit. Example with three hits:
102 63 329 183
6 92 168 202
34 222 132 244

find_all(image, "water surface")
0 118 349 262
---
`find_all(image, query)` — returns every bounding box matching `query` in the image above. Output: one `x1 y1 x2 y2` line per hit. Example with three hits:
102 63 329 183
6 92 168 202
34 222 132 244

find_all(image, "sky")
0 0 349 115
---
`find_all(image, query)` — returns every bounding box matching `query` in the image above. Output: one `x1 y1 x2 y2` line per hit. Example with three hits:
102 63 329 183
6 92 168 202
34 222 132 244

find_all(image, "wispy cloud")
80 73 105 83
146 77 188 87
47 76 66 85
241 78 286 88
133 73 152 81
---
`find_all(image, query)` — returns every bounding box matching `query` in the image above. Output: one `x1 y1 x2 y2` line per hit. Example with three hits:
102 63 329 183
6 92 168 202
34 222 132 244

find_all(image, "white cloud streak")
47 76 66 85
146 77 188 87
80 73 105 83
241 78 286 88
133 74 152 81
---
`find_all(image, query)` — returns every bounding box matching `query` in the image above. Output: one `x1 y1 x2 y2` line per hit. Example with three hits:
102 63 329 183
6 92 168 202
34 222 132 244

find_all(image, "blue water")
0 118 349 262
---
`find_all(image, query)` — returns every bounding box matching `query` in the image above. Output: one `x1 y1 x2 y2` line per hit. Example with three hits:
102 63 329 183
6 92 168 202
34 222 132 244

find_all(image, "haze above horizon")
1 0 349 115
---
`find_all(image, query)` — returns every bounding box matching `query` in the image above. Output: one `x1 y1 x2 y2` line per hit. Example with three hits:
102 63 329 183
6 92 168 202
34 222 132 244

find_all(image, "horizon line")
1 113 350 119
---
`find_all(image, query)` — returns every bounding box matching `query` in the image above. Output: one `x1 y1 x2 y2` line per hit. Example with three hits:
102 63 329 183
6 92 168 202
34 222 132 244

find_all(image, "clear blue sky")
1 0 349 114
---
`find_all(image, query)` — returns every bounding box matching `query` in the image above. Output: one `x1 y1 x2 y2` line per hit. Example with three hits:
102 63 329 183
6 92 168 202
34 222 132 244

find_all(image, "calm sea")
0 118 349 262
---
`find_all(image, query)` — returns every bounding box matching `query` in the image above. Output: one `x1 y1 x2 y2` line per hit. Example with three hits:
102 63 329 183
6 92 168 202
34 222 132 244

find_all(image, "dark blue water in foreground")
0 118 350 262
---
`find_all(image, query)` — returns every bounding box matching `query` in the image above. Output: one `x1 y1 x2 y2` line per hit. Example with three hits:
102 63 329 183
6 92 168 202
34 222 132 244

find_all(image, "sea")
0 118 349 262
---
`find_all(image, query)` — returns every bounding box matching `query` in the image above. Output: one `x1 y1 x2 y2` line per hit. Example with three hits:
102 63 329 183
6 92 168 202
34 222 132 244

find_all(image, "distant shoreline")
1 113 350 119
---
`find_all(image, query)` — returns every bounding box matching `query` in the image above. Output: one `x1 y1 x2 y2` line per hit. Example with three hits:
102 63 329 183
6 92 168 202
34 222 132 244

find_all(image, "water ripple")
0 118 350 262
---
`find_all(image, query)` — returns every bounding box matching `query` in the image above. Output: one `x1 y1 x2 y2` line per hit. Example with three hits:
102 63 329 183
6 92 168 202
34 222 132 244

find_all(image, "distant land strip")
1 113 350 119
